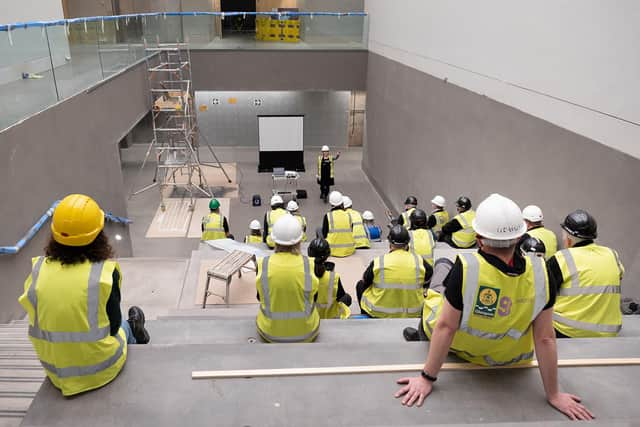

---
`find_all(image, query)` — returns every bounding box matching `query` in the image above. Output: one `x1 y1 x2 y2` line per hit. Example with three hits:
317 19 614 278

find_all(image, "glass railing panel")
143 14 183 44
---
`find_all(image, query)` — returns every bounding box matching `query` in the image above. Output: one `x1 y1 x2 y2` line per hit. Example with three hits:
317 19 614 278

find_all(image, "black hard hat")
410 208 428 227
308 238 331 259
388 225 410 245
561 209 597 240
404 196 418 206
520 237 546 257
456 196 472 211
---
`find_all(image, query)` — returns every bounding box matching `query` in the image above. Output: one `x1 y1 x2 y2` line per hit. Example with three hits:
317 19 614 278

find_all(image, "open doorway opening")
221 0 257 38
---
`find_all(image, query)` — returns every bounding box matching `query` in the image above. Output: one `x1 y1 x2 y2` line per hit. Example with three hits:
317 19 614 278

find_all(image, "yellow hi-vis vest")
432 209 450 233
265 208 287 248
422 253 549 366
527 226 558 259
401 207 416 230
552 245 624 338
452 210 477 248
318 155 334 179
346 208 370 249
409 229 435 265
361 250 426 318
292 214 308 242
256 253 320 343
326 210 355 257
18 257 127 396
201 212 226 241
316 269 351 319
245 234 263 244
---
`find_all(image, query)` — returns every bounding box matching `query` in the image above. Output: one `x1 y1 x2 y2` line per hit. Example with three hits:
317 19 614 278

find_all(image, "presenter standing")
317 145 340 203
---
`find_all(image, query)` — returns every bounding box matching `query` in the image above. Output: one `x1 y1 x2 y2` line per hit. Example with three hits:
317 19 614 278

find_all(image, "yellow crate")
280 34 300 43
283 27 300 37
266 33 280 41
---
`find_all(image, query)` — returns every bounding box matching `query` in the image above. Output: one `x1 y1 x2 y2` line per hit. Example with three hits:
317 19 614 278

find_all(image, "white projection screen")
258 116 304 152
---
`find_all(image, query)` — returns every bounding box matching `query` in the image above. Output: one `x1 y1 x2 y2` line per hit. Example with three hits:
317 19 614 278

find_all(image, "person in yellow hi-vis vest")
256 215 320 343
201 199 231 241
317 145 340 203
286 200 307 242
244 220 263 245
547 209 624 338
397 194 593 421
386 196 418 230
307 238 352 319
18 194 150 397
427 195 450 239
440 196 476 248
263 195 287 249
520 205 558 259
342 195 370 249
357 225 433 318
322 191 356 257
408 209 435 266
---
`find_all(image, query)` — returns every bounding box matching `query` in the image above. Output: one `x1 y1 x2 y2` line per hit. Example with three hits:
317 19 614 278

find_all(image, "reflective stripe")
611 249 624 278
259 256 314 320
28 259 109 343
330 243 356 248
40 334 125 378
553 313 622 334
459 254 479 329
360 296 422 314
317 270 336 309
409 230 434 263
327 212 351 233
558 285 620 296
204 214 224 232
353 235 368 239
560 249 580 288
259 325 319 343
530 255 548 322
374 253 423 290
483 351 534 366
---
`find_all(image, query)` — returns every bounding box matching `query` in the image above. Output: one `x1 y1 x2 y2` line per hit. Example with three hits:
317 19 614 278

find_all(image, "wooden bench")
202 250 258 308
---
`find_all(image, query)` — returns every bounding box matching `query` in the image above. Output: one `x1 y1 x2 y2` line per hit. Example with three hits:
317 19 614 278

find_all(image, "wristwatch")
420 369 437 383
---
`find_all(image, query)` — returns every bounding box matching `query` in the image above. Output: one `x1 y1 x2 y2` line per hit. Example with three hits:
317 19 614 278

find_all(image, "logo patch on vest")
474 286 501 318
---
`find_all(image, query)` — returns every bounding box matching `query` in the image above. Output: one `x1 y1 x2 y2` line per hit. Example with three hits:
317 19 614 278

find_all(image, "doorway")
220 0 257 37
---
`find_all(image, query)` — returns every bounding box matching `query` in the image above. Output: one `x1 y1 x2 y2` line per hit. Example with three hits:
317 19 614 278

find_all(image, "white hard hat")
362 210 374 221
321 145 330 152
329 191 343 207
472 193 526 240
342 196 353 208
286 200 299 212
249 220 261 230
270 194 283 206
270 214 303 245
522 205 544 222
431 195 446 207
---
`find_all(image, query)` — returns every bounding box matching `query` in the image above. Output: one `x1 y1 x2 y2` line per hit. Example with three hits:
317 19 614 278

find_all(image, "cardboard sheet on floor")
196 259 259 306
330 255 368 313
166 163 239 199
186 198 231 239
145 199 194 238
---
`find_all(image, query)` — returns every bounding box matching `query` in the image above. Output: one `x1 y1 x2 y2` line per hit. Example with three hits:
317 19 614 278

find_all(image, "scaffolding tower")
130 41 231 210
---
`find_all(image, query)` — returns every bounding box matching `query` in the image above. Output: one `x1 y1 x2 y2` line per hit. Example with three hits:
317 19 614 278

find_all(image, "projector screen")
258 116 304 152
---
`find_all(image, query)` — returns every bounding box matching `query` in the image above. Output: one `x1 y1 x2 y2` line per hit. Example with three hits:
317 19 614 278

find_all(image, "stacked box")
256 16 300 43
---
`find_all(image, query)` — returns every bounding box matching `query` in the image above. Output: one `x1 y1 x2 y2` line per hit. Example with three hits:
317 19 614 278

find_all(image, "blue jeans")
121 319 137 344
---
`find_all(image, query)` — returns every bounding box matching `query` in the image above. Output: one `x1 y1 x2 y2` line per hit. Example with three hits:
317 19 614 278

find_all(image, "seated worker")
521 205 558 258
244 220 263 244
343 195 370 249
397 194 593 421
440 196 476 248
256 215 320 343
427 195 450 239
548 209 624 338
263 195 287 249
362 210 382 242
322 191 356 257
408 209 436 266
520 236 546 258
19 194 150 397
357 225 433 318
387 196 418 229
286 200 307 242
201 198 231 241
307 238 353 319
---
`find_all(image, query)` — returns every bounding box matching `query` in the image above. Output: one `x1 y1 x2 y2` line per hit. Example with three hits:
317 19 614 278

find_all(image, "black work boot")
403 327 420 342
128 306 150 344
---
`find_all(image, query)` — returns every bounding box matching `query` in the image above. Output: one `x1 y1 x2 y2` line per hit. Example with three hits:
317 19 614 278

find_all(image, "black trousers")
320 183 331 198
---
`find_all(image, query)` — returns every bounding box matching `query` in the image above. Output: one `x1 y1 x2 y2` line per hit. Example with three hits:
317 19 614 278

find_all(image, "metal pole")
44 27 61 101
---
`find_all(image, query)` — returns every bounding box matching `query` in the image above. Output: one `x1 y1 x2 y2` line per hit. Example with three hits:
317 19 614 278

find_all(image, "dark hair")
45 231 114 265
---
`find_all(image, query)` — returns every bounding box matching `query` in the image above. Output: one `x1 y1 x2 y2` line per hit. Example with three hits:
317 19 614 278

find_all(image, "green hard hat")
209 199 220 210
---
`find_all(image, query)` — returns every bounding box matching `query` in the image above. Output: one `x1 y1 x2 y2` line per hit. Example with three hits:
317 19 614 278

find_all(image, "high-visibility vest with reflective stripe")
202 212 226 241
422 253 549 366
552 245 623 338
265 208 287 248
245 234 263 244
401 207 415 230
361 250 425 318
292 214 308 242
346 208 370 249
326 210 355 257
18 257 127 396
409 229 435 266
256 253 320 343
527 226 558 259
452 210 477 248
432 210 450 233
318 155 334 179
316 269 349 319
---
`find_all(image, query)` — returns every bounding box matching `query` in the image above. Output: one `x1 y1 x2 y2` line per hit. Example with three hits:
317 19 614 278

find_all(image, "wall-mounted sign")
254 99 263 107
228 97 238 105
199 104 208 112
212 98 220 105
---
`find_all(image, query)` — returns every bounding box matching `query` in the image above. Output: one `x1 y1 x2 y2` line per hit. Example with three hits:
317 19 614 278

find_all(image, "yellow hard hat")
51 194 105 246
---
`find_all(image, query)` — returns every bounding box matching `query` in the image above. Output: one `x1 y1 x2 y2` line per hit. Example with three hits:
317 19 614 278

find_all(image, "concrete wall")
191 50 367 91
195 91 350 147
364 52 640 298
0 61 150 323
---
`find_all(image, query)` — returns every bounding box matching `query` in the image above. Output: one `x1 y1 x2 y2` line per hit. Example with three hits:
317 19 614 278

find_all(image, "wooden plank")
192 358 640 380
